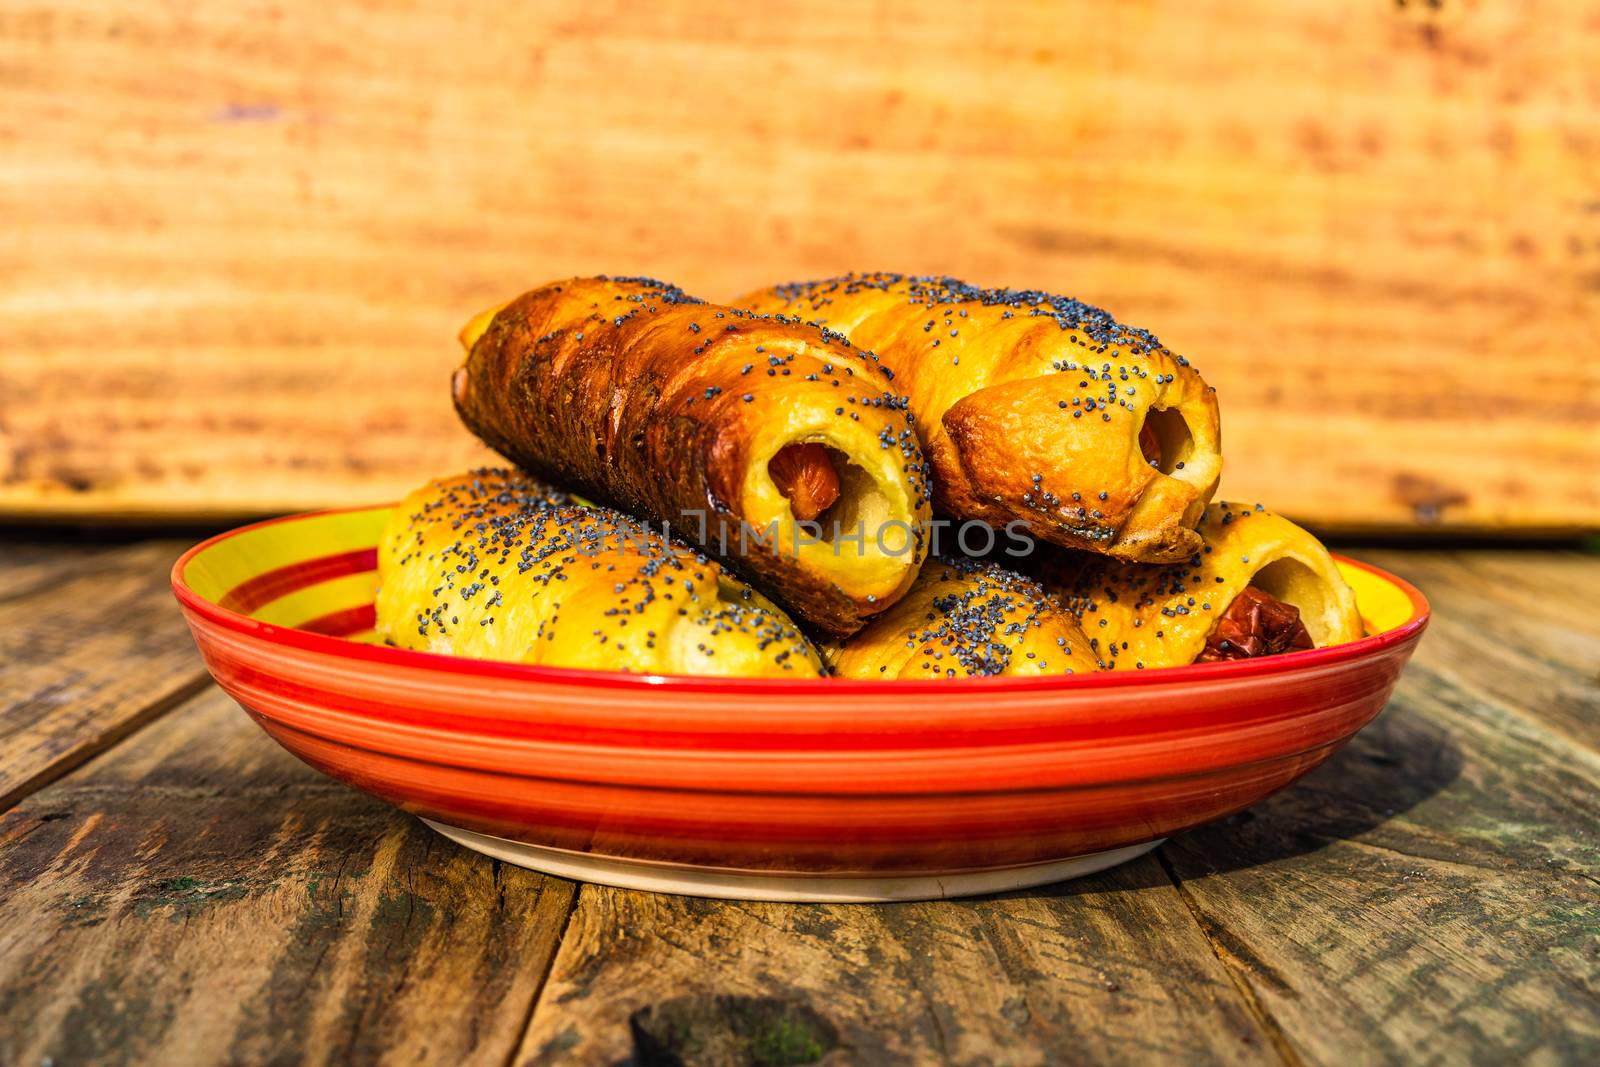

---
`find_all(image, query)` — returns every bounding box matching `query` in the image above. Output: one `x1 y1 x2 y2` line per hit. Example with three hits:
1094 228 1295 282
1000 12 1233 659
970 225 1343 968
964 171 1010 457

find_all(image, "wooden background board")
2 0 1598 529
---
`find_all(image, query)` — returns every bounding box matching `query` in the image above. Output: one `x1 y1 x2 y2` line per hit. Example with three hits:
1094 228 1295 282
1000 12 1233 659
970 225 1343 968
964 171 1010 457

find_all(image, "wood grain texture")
0 538 209 811
1157 559 1600 1065
0 531 153 602
1360 548 1600 748
515 859 1278 1066
1 536 1597 1065
2 1 1598 529
0 686 578 1067
512 546 1600 1066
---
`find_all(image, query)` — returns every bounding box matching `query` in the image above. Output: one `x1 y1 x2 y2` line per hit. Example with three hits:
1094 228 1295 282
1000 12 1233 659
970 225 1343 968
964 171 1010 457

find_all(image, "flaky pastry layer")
455 277 934 639
1043 503 1362 670
827 555 1102 679
738 274 1222 563
375 469 823 678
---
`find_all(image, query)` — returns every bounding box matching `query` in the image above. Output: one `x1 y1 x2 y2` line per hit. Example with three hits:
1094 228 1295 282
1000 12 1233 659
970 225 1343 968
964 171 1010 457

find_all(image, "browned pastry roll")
1043 503 1363 670
453 277 934 639
375 470 824 677
827 555 1102 679
736 274 1222 564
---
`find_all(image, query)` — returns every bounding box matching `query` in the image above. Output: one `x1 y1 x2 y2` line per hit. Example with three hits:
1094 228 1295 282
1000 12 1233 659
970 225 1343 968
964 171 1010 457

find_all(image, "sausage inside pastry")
827 555 1102 679
1045 503 1362 670
737 274 1222 564
454 276 934 639
375 470 824 678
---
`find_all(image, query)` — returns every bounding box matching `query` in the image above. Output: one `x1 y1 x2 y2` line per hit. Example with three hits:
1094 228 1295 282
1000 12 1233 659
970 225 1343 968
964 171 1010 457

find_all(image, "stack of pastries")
374 273 1363 679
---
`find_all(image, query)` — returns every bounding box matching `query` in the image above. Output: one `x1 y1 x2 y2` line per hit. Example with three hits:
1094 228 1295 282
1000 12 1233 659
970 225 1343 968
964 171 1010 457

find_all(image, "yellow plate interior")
181 506 1419 641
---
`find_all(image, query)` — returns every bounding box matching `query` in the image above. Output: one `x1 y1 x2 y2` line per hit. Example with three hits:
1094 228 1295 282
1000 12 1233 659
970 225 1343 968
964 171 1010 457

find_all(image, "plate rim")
172 504 1431 695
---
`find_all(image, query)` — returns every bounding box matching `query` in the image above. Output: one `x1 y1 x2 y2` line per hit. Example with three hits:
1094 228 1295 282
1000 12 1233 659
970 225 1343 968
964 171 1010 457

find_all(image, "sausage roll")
454 276 933 639
736 274 1222 564
375 470 824 678
1045 503 1362 670
827 555 1102 679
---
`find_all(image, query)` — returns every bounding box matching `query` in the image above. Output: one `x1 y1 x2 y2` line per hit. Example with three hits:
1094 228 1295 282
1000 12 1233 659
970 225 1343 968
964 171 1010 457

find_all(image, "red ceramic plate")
172 505 1428 902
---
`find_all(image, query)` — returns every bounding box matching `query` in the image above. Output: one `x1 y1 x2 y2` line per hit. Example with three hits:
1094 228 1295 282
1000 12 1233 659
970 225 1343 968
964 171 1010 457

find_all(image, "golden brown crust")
827 555 1102 679
375 469 824 678
737 274 1222 564
453 277 934 639
1036 502 1363 670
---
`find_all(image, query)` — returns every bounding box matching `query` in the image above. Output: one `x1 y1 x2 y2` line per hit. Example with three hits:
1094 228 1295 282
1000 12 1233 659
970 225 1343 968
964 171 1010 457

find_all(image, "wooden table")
1 535 1595 1065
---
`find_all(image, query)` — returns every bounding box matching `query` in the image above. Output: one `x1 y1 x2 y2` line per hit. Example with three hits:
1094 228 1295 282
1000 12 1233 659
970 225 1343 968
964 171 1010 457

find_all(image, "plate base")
423 820 1164 902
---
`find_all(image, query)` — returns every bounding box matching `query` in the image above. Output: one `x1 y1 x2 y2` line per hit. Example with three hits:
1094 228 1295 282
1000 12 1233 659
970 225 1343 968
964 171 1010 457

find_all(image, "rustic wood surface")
0 687 578 1067
3 0 1599 530
0 539 1596 1065
0 534 211 811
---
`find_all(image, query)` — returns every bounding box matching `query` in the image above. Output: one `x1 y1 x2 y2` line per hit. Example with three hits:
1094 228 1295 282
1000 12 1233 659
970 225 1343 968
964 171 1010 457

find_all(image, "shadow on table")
1005 697 1464 900
604 703 1464 1062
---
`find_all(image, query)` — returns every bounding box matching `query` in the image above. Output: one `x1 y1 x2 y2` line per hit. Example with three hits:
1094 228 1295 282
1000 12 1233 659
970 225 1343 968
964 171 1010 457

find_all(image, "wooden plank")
0 531 143 603
2 1 1598 530
1 537 1592 1062
516 549 1600 1064
1157 650 1600 1063
1357 548 1600 749
0 685 578 1066
514 858 1280 1065
0 538 211 811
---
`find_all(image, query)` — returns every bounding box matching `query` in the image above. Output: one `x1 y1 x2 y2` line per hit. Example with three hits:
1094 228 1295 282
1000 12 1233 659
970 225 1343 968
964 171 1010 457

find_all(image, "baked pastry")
375 470 824 678
827 555 1102 679
736 274 1222 564
454 276 933 639
1044 503 1362 670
